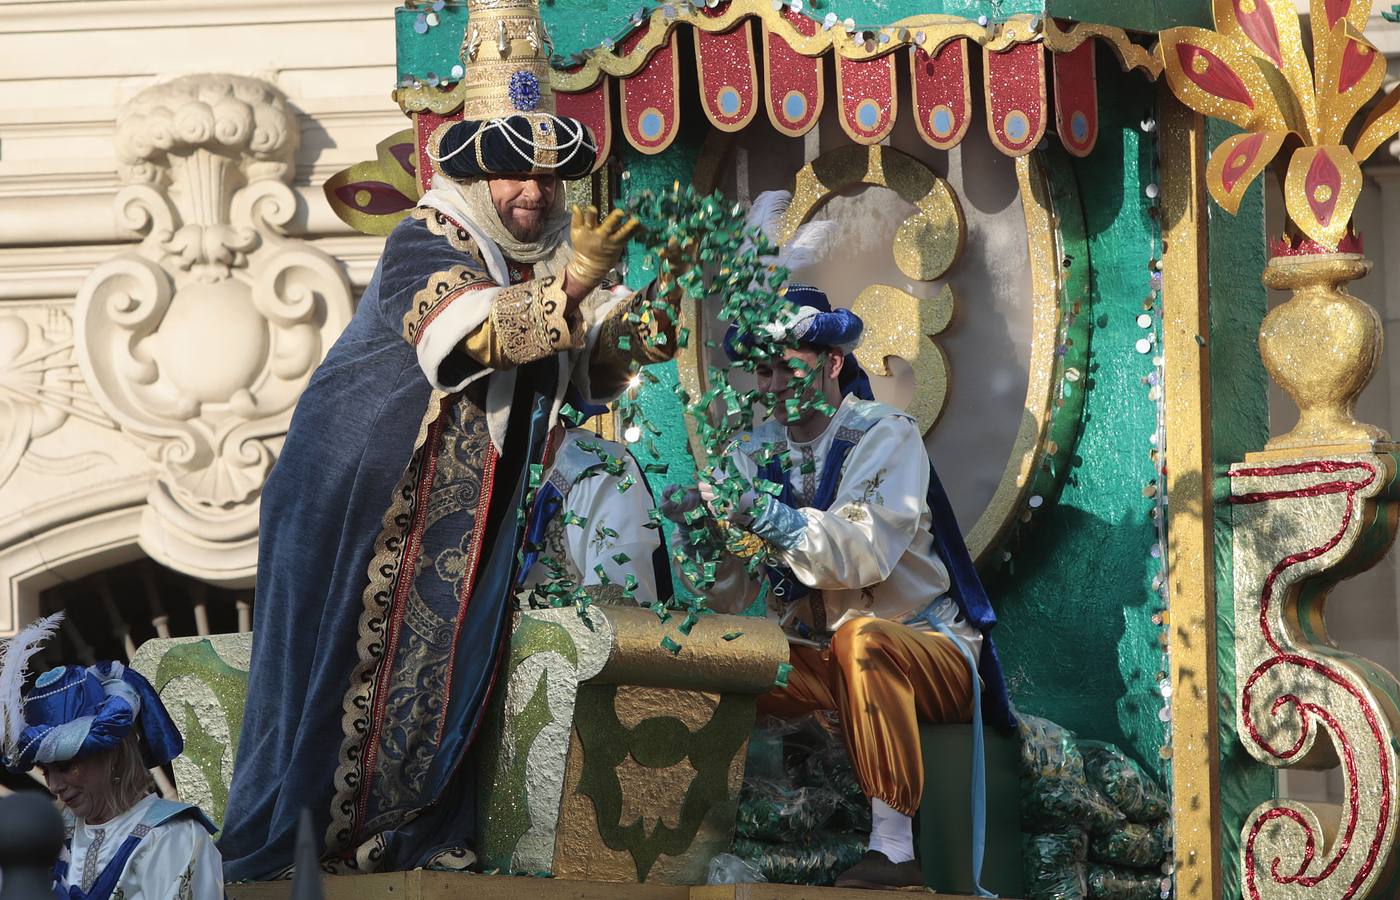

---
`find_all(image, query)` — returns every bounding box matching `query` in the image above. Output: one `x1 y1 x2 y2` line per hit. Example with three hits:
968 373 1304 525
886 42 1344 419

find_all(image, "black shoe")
833 850 927 891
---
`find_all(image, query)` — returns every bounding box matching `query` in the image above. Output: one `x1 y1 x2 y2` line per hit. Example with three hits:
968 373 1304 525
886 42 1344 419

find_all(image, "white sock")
867 798 915 864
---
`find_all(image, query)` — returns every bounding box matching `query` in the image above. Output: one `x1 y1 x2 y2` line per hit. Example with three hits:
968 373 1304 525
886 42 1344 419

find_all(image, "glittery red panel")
1269 231 1365 256
415 110 461 194
1051 40 1098 158
1231 459 1392 899
1233 0 1285 68
1338 37 1375 95
619 26 680 154
1175 42 1256 109
836 53 897 144
762 10 822 137
1305 147 1344 227
910 39 971 151
556 79 612 172
695 22 758 132
983 42 1047 157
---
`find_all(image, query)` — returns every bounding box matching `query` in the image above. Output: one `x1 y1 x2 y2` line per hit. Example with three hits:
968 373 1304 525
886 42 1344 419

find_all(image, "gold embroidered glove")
566 206 642 293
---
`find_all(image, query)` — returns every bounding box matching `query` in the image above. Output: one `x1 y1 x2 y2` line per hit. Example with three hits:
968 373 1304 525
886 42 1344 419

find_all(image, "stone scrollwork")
75 74 354 581
1229 455 1400 900
0 307 116 492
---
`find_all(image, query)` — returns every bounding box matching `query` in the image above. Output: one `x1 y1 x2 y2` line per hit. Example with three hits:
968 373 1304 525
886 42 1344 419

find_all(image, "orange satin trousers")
756 616 974 816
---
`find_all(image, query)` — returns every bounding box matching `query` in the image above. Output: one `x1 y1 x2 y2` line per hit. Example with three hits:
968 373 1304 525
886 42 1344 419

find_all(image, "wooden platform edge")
225 870 1002 900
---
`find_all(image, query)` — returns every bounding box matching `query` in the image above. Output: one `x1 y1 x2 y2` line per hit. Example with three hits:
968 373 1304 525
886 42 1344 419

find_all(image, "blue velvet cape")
219 212 570 879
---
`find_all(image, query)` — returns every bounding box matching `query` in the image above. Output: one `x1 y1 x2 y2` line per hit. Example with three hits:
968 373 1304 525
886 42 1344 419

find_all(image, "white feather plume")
0 612 63 752
741 190 835 277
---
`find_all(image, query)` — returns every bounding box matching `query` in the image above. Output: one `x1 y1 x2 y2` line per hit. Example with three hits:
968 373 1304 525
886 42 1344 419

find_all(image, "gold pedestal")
1259 253 1388 453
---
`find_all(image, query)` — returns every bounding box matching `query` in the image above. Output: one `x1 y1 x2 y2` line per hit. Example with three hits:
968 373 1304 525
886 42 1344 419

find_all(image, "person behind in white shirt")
0 614 222 900
663 284 1014 892
515 389 670 608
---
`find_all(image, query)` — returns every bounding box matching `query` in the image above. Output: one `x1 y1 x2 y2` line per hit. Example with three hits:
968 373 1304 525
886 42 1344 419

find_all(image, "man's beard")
503 203 547 241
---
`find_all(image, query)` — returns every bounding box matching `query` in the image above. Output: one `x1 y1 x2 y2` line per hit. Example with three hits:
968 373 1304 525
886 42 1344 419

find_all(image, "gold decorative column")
1159 2 1400 897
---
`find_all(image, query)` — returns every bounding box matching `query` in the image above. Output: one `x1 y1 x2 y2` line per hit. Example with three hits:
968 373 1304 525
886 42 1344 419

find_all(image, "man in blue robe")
218 1 679 877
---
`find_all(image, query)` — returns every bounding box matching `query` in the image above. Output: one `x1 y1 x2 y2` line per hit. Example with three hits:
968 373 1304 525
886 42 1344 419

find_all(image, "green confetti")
660 635 683 655
612 551 631 565
722 631 743 641
774 662 793 688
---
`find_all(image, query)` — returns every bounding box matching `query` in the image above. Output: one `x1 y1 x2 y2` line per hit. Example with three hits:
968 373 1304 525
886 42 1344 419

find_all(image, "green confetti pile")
520 181 811 682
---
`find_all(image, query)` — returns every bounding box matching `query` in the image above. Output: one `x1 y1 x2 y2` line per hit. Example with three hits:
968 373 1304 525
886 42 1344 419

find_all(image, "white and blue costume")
1 647 221 900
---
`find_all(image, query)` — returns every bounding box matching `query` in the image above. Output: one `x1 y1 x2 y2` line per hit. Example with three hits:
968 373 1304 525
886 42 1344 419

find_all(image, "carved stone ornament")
75 74 353 582
1230 455 1400 900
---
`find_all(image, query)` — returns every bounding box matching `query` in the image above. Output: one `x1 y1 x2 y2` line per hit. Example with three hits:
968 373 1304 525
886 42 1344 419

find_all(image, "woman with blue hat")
0 614 222 900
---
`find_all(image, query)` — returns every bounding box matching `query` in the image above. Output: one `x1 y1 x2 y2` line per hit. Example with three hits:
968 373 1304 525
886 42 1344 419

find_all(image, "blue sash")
54 800 216 900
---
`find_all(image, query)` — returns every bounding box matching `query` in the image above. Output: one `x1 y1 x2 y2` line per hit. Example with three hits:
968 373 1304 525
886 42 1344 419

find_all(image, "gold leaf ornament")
1283 144 1362 250
1205 130 1287 214
1214 0 1317 137
1354 73 1400 164
1158 26 1290 133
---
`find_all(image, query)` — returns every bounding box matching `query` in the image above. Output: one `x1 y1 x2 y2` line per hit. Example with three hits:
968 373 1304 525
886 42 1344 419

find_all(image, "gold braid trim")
488 275 583 366
410 206 490 263
402 264 494 345
326 390 450 856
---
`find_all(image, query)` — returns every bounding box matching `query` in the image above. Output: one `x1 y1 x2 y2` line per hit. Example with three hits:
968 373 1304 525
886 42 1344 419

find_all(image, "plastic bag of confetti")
706 853 767 884
731 832 867 886
1089 820 1169 870
1086 864 1168 900
802 740 871 834
1019 714 1086 781
1023 828 1088 900
1083 744 1171 824
1018 716 1125 835
733 778 840 842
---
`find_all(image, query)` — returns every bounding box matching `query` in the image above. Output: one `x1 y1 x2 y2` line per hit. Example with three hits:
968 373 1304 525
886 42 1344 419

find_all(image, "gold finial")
460 0 556 120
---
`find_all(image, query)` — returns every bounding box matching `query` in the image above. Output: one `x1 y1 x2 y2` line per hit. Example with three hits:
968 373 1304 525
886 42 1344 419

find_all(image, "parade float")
113 0 1400 897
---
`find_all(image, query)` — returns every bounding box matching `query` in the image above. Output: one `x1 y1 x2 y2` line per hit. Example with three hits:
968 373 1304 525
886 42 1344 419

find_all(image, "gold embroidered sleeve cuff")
488 275 584 367
588 290 677 387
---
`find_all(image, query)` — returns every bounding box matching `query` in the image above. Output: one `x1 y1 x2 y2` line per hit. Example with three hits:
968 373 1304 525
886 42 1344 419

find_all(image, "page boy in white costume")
515 389 670 607
1 615 222 900
665 283 1014 892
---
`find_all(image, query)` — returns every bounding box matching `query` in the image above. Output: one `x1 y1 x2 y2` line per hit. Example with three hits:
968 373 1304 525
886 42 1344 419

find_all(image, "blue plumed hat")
724 283 875 402
0 615 182 771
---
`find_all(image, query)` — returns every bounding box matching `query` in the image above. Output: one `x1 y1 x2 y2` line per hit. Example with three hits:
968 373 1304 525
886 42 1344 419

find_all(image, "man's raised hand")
566 205 642 297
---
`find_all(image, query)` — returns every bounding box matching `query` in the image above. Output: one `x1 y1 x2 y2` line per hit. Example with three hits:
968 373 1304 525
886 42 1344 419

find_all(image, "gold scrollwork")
780 144 963 437
1228 454 1400 900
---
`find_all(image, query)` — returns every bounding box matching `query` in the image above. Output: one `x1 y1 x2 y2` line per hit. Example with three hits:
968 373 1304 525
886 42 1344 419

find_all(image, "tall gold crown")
460 0 556 120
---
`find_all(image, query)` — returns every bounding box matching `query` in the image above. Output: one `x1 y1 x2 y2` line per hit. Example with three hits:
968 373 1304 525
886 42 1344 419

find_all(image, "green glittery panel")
132 636 251 831
988 55 1168 783
509 614 580 672
983 144 1093 575
477 615 582 871
572 684 752 881
478 668 557 872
